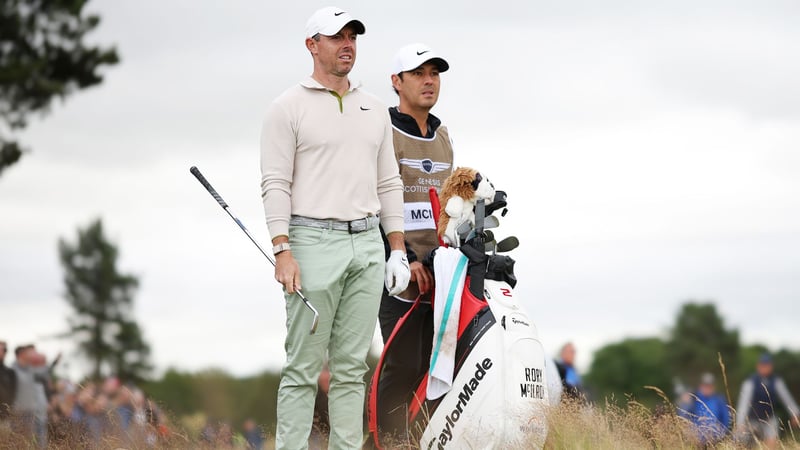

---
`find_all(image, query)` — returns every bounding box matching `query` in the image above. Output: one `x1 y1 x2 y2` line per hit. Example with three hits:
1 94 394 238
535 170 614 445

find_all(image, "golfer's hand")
275 252 301 294
410 261 433 294
385 250 410 296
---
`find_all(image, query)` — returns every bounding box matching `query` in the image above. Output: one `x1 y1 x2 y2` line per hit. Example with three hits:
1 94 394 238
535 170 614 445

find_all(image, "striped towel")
427 246 468 400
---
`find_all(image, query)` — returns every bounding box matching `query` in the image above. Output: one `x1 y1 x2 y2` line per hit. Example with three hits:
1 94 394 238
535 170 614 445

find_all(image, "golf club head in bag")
495 236 519 253
369 182 550 450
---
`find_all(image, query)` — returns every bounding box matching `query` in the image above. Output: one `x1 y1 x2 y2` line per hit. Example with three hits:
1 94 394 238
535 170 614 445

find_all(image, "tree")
585 337 672 408
145 368 203 418
110 319 152 384
143 368 282 432
666 301 740 388
0 0 119 176
58 218 151 382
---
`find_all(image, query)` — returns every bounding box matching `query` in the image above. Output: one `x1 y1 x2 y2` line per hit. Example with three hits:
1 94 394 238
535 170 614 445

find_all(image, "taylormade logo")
427 358 493 449
511 317 529 327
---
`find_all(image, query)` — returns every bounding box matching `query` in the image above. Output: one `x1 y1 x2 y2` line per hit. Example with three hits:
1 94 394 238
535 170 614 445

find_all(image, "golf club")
189 166 319 334
457 215 500 239
483 230 496 253
495 236 520 253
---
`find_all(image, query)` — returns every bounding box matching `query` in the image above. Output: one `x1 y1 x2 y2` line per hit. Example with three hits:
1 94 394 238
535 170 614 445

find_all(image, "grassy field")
542 396 800 450
3 396 799 449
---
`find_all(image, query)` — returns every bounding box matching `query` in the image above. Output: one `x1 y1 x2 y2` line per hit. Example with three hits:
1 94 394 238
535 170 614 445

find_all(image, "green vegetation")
52 220 799 448
144 368 281 436
584 301 800 416
0 0 119 175
59 218 152 382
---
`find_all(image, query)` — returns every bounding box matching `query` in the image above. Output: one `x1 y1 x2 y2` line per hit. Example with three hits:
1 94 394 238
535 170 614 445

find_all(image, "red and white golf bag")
367 187 554 449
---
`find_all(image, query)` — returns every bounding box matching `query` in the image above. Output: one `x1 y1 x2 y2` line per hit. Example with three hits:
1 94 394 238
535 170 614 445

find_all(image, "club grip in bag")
190 166 228 208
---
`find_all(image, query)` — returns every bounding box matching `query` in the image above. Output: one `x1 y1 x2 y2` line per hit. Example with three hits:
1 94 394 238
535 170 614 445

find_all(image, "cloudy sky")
1 1 798 380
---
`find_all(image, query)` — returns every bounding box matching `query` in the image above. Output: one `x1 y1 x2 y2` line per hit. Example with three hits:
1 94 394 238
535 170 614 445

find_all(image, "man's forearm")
386 231 406 252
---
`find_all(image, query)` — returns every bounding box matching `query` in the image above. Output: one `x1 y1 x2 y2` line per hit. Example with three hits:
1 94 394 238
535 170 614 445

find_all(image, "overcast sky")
1 0 799 381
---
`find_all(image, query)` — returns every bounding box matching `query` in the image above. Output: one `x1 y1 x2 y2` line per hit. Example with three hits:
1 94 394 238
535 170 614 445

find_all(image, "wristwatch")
272 242 291 255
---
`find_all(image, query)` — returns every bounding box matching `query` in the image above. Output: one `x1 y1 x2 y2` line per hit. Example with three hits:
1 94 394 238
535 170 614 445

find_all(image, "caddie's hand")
385 250 410 296
274 252 302 294
410 261 433 294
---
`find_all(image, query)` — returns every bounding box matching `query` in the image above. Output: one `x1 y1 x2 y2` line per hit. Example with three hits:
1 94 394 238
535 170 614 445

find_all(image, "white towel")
428 246 468 400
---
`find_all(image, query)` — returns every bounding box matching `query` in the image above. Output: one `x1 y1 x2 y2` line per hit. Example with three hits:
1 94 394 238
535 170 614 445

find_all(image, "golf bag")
367 187 552 449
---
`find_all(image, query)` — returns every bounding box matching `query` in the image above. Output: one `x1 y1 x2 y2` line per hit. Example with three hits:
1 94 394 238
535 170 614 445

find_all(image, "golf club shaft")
190 166 319 332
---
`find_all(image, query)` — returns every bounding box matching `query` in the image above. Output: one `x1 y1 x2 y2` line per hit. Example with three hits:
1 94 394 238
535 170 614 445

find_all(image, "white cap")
305 6 365 38
391 43 449 75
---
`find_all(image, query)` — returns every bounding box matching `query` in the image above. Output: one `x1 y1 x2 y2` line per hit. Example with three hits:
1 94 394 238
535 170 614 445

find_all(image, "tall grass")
543 394 800 450
3 395 798 449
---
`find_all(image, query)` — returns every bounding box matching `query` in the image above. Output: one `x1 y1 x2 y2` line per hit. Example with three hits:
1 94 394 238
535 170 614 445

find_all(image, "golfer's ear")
391 73 401 91
306 37 316 53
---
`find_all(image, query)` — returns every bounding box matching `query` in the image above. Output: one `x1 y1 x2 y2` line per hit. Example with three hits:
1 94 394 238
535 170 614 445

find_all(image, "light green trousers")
275 225 384 450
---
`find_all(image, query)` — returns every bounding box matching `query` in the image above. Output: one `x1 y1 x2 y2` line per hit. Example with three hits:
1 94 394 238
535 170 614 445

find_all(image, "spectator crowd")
5 336 798 449
0 339 169 448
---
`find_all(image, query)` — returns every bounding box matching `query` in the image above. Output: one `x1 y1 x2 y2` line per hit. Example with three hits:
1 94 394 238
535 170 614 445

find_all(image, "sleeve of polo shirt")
376 111 405 235
775 377 800 418
260 100 295 239
735 379 753 428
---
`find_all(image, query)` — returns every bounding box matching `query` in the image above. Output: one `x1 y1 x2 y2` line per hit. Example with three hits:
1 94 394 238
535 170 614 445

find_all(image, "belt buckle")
348 217 365 234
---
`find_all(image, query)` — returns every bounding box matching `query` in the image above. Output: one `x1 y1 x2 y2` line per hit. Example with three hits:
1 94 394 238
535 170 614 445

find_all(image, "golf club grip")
190 166 228 209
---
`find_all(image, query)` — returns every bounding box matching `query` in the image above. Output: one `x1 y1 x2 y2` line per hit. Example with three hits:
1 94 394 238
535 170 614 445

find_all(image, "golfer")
259 6 410 449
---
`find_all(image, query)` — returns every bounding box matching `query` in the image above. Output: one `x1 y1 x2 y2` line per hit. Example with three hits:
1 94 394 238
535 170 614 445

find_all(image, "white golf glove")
385 250 410 296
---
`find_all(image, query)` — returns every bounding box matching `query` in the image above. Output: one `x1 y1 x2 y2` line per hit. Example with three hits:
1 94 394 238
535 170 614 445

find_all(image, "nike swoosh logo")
334 11 345 16
360 106 371 111
416 50 430 56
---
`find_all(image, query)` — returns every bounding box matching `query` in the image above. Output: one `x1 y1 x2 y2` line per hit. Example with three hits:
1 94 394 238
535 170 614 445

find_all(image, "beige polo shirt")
260 77 404 239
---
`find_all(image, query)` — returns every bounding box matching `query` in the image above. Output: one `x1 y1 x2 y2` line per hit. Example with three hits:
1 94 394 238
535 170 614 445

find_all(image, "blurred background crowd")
0 340 283 449
1 341 172 448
